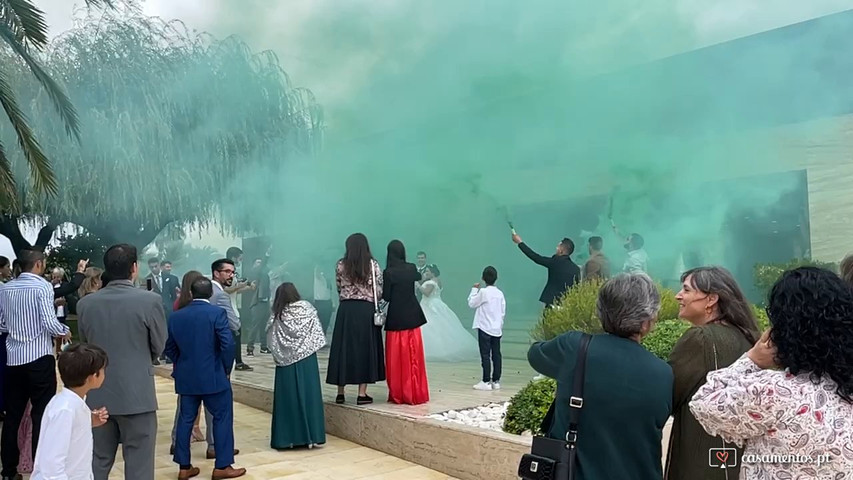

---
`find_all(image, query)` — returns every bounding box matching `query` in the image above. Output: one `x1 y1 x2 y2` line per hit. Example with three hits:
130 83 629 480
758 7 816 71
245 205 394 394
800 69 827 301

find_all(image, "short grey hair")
597 273 661 337
52 267 65 276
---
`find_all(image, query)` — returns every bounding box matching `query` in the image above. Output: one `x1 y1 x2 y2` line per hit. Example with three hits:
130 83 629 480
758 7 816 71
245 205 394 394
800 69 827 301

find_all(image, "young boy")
31 343 110 480
467 266 506 391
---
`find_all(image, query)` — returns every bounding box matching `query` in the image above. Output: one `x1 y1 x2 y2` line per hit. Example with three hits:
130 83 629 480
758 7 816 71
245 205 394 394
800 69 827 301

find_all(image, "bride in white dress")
418 265 480 362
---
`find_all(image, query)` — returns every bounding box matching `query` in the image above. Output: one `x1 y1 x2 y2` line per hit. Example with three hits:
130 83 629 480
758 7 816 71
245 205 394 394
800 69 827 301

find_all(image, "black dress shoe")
357 395 373 405
335 394 345 404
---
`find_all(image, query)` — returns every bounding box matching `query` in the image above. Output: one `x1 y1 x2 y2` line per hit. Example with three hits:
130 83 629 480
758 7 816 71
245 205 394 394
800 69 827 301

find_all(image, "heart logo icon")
716 451 729 463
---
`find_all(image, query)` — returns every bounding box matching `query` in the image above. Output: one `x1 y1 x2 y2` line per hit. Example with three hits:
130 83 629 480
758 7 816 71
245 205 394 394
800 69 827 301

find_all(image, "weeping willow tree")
0 10 322 253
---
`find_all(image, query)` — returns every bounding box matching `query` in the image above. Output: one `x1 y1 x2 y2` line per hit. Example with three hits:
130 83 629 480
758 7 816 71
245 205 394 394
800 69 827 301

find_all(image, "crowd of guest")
529 261 853 479
3 227 853 480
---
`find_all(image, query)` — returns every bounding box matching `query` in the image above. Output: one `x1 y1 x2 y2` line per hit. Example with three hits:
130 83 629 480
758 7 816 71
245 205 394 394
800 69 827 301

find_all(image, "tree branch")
0 214 32 254
35 220 57 248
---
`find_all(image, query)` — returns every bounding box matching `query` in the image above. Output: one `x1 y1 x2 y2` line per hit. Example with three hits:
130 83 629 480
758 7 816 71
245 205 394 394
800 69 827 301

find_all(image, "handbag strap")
370 261 379 312
566 333 592 446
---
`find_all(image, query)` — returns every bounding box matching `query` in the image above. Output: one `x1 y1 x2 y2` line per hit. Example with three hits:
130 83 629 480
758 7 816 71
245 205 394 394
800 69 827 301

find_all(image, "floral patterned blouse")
689 353 853 479
335 259 383 303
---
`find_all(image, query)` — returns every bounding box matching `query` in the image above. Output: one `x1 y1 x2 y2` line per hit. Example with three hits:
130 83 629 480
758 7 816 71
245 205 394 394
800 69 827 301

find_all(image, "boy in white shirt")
31 343 110 480
467 266 506 391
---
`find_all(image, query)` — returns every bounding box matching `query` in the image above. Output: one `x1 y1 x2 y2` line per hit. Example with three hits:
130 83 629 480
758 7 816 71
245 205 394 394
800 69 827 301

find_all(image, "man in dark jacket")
512 231 580 308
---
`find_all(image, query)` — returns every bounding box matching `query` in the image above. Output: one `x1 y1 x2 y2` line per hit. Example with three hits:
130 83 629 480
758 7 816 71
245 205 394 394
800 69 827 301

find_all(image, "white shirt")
53 283 66 317
31 388 94 480
467 286 506 338
623 249 649 274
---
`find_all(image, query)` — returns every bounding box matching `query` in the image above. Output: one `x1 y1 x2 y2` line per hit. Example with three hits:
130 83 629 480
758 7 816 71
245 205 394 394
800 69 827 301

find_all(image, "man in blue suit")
164 276 247 480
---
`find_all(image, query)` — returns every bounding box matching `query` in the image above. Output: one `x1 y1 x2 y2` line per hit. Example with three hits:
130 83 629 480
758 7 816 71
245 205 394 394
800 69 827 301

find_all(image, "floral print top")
689 353 853 479
335 259 383 303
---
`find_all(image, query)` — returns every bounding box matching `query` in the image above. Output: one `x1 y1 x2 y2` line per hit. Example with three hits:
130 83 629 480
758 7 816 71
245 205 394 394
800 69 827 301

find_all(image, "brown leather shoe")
206 448 239 459
211 466 246 479
178 467 200 479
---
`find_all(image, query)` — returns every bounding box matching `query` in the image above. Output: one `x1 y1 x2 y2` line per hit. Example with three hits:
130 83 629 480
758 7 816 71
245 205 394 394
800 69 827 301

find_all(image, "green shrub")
530 280 679 342
641 319 691 361
503 378 556 435
530 280 605 341
752 304 770 331
753 258 837 304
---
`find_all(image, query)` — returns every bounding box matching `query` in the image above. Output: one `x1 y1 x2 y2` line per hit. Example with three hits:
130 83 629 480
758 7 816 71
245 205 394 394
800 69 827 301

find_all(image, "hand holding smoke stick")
509 221 523 244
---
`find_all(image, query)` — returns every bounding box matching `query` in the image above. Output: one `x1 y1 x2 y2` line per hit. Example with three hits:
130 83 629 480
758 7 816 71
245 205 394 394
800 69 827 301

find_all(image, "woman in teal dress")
267 282 327 449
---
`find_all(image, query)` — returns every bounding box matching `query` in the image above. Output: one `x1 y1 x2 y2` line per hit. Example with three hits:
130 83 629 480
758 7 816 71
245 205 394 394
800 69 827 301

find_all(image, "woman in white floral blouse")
690 267 853 479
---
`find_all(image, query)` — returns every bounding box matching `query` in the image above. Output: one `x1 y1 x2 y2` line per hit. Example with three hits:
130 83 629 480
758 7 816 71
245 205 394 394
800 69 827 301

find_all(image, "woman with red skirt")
381 240 430 405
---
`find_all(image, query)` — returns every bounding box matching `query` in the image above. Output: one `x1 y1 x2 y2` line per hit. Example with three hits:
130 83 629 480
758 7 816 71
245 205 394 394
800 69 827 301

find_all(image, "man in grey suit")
77 244 167 480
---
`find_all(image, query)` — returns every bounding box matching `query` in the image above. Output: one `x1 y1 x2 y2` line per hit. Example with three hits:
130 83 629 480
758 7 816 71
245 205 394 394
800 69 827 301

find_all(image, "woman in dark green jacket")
529 273 673 480
665 267 760 480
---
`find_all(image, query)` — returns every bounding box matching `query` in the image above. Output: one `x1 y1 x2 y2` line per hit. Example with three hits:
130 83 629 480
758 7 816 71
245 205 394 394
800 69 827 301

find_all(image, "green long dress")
665 323 754 480
271 352 327 449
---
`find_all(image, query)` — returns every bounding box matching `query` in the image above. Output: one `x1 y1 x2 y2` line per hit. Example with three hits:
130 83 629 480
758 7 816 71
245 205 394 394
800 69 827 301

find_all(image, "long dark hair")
386 239 407 269
272 282 301 319
177 270 204 310
341 233 373 284
768 267 853 402
681 266 760 343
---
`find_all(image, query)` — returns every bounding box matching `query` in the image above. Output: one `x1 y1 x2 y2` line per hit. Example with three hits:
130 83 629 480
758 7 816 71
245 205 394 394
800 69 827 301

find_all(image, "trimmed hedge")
503 377 556 435
753 259 837 304
530 280 679 342
641 319 691 360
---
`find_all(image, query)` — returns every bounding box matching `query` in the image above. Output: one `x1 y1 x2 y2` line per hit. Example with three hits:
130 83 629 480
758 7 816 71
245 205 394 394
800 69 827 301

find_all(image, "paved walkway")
104 377 456 479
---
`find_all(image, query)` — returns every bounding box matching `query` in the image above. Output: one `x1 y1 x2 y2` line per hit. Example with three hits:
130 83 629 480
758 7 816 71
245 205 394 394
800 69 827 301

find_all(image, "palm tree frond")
0 140 19 209
0 68 58 196
1 0 49 50
0 22 80 141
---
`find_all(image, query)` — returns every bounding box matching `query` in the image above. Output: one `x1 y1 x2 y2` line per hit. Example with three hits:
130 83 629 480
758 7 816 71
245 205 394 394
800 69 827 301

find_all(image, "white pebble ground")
428 402 511 432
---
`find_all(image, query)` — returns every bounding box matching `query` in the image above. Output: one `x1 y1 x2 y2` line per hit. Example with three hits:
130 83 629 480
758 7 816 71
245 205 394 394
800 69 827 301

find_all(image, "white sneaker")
473 381 492 391
491 382 501 390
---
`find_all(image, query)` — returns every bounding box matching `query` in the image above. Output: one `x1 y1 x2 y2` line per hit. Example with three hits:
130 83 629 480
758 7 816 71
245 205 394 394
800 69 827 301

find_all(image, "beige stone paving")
102 377 457 479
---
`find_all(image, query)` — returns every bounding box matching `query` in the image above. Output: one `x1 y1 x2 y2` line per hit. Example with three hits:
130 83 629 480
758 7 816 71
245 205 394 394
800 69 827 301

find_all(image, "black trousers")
232 328 244 365
1 355 57 476
477 329 502 383
246 302 269 352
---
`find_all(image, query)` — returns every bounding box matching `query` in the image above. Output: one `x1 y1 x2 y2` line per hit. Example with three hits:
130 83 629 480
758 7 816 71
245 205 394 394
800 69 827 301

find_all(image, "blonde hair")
841 254 853 286
78 267 104 298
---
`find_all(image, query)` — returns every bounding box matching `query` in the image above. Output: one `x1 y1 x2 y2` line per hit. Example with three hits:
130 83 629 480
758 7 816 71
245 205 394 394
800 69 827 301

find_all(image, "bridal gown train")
419 279 480 362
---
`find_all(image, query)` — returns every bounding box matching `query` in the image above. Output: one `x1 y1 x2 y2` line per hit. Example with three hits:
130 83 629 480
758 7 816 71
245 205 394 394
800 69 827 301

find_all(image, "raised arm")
53 272 85 298
528 332 577 379
518 243 552 267
467 288 485 309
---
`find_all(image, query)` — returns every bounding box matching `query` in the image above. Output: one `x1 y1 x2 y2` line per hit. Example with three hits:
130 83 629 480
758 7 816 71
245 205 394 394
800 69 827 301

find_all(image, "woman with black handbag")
521 273 673 480
325 233 386 405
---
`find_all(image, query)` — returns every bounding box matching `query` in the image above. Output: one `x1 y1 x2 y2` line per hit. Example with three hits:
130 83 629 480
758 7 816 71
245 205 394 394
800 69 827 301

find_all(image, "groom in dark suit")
165 276 246 479
512 231 580 308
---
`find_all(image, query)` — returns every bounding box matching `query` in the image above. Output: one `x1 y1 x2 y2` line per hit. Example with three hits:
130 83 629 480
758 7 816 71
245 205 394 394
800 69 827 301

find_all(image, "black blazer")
381 262 427 331
519 242 580 306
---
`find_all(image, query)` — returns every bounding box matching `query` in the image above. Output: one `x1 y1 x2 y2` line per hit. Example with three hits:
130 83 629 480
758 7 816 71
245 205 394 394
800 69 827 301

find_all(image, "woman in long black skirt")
325 233 385 405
